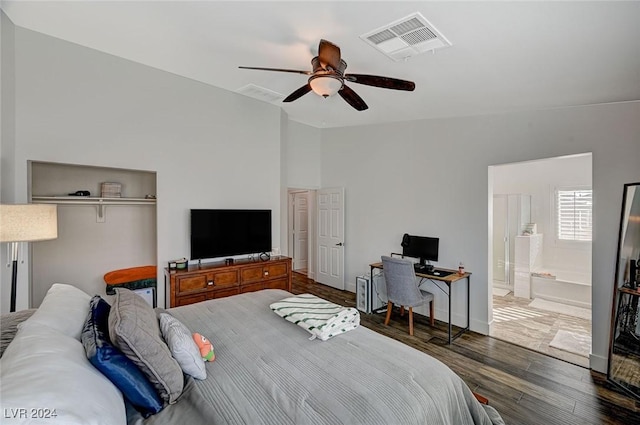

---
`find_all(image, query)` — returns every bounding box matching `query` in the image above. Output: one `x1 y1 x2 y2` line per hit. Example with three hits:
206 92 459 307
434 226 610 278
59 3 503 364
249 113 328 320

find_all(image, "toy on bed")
193 333 215 362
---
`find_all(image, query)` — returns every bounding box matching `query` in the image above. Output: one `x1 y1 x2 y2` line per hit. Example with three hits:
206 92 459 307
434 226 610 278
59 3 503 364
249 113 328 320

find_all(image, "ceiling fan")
239 39 415 111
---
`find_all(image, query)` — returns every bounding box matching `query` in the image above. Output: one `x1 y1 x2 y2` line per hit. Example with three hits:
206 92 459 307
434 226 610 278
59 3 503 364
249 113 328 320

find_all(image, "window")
556 188 592 241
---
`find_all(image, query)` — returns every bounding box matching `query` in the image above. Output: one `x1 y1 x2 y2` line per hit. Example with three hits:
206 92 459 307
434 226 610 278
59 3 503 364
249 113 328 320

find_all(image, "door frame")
287 188 316 280
493 194 510 288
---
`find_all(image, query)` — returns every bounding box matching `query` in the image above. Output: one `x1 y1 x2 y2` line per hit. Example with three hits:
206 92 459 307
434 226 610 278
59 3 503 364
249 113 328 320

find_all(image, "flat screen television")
190 209 272 260
402 234 439 266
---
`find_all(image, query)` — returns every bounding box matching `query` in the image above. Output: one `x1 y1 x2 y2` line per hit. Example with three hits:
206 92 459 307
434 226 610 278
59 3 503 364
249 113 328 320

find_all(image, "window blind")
556 189 592 241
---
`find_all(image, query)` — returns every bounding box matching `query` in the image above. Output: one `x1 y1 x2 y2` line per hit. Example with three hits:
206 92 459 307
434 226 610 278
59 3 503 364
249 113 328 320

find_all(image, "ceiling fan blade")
338 85 368 111
318 39 341 71
239 66 311 75
283 84 312 102
345 74 415 91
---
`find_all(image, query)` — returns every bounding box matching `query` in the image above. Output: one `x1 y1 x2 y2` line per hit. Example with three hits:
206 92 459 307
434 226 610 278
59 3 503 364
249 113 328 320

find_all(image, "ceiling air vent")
360 12 451 62
236 84 284 103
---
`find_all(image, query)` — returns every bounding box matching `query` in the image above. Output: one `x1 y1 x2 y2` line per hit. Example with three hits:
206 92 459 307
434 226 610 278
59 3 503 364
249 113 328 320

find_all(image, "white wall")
3 24 283 310
320 102 640 372
493 154 592 273
285 121 321 190
282 119 321 276
0 11 17 312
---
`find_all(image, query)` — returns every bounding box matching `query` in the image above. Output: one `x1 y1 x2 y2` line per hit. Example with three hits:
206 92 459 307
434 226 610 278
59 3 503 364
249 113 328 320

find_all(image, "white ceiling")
3 1 640 128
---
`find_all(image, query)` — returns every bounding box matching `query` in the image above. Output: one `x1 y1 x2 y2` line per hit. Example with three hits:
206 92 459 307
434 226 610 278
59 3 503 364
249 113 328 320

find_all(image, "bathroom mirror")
607 182 640 400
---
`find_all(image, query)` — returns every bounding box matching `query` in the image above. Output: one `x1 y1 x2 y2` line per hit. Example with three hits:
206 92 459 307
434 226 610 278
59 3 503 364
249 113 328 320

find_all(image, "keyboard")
414 264 453 278
427 269 453 278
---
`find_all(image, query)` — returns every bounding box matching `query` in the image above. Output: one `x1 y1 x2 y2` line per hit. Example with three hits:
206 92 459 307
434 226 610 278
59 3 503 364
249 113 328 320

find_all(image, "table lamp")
0 204 58 312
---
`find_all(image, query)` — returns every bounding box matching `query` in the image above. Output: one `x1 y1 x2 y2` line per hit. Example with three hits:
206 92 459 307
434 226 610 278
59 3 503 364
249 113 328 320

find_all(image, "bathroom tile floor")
491 291 591 368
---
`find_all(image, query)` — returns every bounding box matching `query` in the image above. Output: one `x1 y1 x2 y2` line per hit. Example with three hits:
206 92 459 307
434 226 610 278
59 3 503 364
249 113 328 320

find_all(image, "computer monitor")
402 235 439 266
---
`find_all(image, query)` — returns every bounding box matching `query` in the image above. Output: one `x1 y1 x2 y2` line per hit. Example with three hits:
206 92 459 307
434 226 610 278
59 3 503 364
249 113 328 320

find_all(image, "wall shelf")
31 196 156 222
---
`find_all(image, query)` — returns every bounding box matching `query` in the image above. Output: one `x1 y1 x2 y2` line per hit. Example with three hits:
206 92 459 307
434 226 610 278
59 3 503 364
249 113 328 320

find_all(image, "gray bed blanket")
139 289 504 425
0 309 36 358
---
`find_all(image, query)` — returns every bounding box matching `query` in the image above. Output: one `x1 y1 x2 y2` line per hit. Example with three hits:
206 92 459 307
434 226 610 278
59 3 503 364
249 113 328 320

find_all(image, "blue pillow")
81 296 163 416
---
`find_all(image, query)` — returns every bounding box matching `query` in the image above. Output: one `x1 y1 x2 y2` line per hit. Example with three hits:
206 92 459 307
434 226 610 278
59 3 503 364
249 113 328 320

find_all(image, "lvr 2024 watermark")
4 408 57 419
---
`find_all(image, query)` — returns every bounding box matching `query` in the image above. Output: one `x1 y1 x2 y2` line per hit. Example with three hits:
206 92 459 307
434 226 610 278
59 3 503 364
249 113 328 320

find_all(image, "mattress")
137 289 504 425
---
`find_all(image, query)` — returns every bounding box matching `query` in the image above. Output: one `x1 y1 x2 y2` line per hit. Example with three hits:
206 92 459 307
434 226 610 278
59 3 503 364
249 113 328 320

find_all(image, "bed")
0 285 504 425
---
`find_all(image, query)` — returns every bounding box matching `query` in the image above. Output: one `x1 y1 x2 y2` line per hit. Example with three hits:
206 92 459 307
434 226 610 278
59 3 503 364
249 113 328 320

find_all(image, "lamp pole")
9 242 18 312
1 204 58 313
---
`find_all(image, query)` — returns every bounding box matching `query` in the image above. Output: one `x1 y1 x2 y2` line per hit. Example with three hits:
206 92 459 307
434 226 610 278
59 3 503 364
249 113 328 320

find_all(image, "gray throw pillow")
108 288 184 404
159 313 206 380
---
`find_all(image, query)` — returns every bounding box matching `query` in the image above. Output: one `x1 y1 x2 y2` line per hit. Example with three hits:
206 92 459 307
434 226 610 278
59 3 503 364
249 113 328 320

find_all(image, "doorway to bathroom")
287 189 316 278
489 153 593 367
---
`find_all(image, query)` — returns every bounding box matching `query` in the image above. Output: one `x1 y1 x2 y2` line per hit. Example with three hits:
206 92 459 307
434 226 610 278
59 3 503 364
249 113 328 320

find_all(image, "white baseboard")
471 318 490 336
345 281 356 293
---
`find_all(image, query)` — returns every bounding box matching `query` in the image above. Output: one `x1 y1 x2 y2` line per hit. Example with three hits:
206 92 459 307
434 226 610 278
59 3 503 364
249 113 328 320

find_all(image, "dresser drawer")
175 293 207 306
240 266 265 284
210 270 239 288
176 275 209 293
264 278 288 291
264 263 288 279
241 282 264 294
241 262 289 283
210 287 240 299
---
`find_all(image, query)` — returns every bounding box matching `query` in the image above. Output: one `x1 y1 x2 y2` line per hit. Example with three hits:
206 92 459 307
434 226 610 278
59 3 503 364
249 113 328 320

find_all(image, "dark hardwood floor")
291 272 640 425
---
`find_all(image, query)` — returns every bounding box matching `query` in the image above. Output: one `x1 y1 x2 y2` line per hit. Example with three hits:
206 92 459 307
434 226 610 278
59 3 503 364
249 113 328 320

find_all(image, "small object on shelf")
101 182 122 198
168 258 187 270
458 262 465 275
522 223 537 235
68 190 91 196
145 195 156 199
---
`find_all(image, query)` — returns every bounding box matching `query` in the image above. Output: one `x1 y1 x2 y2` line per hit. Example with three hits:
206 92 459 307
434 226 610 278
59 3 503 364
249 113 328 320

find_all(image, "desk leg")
448 282 452 344
466 275 470 334
448 275 471 344
370 265 374 314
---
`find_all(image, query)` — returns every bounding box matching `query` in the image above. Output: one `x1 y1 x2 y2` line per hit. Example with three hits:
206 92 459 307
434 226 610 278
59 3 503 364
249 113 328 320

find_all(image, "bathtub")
530 269 592 308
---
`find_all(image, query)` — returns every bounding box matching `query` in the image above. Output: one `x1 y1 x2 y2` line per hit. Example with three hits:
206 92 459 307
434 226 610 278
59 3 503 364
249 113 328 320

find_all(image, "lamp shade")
309 75 343 98
0 204 58 242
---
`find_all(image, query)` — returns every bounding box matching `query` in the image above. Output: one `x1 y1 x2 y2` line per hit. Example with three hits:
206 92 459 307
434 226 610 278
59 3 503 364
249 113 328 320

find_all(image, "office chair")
381 255 435 336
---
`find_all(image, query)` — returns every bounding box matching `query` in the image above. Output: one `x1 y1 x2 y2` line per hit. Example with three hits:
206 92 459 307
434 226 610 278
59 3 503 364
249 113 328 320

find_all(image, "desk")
370 262 471 344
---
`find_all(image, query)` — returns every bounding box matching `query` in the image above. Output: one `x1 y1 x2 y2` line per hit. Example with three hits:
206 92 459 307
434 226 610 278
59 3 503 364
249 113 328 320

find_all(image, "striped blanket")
270 294 360 341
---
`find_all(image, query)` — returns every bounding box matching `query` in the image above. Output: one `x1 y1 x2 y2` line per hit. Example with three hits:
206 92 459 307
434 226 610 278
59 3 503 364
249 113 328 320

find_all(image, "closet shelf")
31 196 156 223
32 196 156 205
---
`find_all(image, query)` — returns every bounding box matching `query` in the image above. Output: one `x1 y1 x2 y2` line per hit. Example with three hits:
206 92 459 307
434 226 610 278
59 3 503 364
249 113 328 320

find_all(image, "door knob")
335 242 343 246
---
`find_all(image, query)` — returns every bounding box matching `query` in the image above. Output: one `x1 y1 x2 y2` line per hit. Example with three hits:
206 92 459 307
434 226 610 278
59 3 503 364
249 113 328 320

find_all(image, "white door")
293 192 309 271
317 187 345 290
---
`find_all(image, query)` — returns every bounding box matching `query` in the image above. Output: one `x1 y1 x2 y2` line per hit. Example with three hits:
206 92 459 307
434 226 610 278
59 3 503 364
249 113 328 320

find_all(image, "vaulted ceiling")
3 1 639 128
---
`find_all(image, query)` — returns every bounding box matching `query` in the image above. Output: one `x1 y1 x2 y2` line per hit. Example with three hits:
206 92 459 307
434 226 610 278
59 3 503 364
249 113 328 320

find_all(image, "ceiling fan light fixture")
309 75 343 98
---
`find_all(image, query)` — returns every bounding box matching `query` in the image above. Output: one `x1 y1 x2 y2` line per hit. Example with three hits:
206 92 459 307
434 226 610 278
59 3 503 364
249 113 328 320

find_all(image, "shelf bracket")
96 202 106 223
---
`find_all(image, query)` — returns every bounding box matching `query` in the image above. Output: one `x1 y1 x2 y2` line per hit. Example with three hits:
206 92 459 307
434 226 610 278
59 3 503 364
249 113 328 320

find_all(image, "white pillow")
23 283 91 340
0 321 126 425
159 313 206 380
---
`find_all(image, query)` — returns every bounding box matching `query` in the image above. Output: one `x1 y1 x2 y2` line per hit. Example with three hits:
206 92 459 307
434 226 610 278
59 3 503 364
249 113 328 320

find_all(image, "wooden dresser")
164 256 292 307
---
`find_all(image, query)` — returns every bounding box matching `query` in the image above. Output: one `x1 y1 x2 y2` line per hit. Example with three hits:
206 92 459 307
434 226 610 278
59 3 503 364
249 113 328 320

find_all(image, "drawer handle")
264 271 269 276
208 281 214 286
